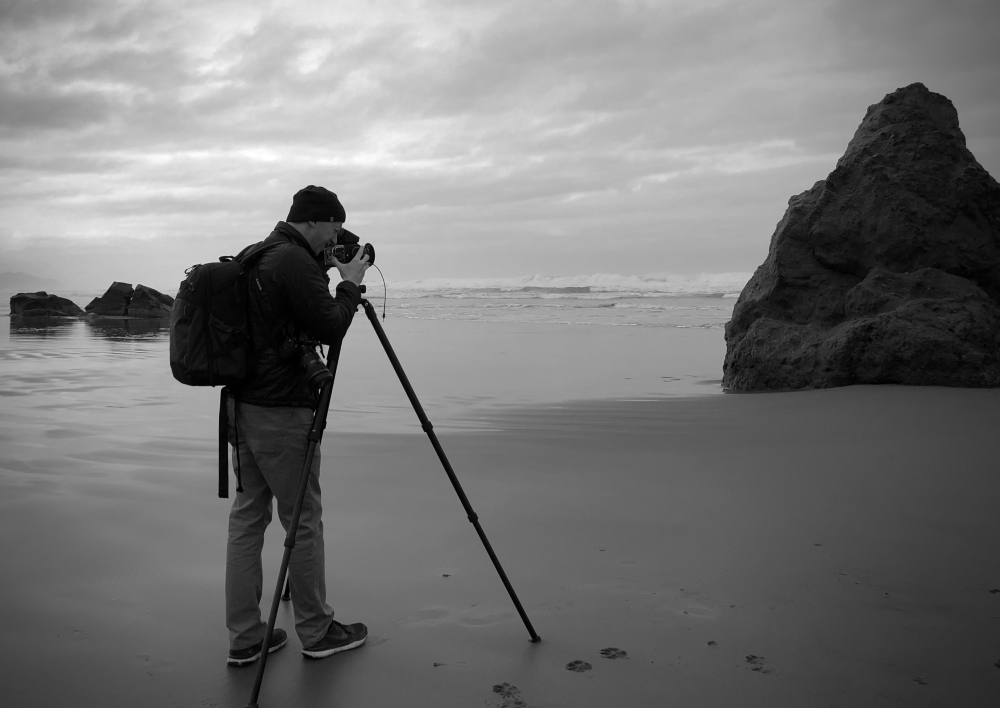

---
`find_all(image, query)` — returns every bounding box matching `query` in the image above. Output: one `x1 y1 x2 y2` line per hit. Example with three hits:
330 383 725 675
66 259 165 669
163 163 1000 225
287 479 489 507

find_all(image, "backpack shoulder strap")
239 241 290 352
234 240 280 265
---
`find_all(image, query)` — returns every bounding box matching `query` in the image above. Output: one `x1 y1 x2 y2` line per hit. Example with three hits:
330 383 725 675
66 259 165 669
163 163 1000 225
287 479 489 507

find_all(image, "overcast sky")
1 0 998 292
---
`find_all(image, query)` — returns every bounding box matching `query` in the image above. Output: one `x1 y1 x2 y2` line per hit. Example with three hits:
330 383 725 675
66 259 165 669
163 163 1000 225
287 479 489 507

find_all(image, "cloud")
1 0 998 291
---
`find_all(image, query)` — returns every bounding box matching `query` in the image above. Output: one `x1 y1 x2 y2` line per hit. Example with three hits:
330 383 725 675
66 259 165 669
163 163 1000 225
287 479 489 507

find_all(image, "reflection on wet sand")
8 317 79 338
9 316 169 340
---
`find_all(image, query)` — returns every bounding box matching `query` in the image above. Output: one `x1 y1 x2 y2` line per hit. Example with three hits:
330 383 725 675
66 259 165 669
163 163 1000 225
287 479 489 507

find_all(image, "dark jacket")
231 222 362 408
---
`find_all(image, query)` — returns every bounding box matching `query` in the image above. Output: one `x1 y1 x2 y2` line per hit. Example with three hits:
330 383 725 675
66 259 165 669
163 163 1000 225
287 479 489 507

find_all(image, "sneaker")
227 628 288 667
301 620 368 659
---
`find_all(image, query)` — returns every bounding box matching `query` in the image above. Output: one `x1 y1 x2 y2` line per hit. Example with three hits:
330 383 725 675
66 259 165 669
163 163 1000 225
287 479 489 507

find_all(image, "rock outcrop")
85 281 133 316
9 292 85 317
724 83 1000 391
85 282 175 318
127 284 174 318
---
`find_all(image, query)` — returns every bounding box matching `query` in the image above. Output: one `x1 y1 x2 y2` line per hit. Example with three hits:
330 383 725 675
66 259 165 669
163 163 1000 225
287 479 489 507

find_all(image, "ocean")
1 273 748 438
366 272 746 327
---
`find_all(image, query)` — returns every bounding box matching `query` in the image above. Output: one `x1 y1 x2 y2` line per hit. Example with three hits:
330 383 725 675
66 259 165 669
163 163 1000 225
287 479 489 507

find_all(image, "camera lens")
299 349 333 388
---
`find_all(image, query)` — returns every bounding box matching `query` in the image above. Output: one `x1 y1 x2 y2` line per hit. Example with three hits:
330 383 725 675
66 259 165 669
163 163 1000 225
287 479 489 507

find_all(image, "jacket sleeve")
270 247 362 346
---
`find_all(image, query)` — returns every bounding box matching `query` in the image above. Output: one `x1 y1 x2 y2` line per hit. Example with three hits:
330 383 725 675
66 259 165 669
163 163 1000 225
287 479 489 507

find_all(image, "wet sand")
2 385 999 706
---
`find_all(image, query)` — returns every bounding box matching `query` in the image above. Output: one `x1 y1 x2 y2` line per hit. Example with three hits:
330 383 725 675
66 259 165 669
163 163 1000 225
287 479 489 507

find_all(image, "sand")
2 384 999 707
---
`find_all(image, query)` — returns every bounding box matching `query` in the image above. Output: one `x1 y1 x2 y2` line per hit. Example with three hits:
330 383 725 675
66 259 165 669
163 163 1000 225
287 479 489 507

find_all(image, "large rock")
127 284 174 318
9 292 85 317
86 282 133 316
84 282 174 318
723 83 1000 391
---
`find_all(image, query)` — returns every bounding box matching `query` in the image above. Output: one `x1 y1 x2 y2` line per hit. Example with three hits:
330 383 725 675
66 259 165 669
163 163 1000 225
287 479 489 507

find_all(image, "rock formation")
127 284 174 318
724 83 1000 391
85 282 175 318
9 292 85 317
85 281 133 316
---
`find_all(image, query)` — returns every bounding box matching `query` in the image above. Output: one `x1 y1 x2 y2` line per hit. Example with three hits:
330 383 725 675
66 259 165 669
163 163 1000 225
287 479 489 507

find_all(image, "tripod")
247 298 539 708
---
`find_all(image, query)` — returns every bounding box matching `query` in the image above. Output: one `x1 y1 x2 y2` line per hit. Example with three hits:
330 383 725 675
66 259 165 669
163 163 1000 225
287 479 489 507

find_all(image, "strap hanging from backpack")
219 389 229 498
171 238 294 499
218 388 246 498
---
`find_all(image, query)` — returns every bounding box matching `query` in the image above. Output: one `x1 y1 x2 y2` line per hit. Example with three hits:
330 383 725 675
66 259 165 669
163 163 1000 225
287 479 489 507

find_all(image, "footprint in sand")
913 677 928 686
402 607 449 624
600 647 627 660
565 660 592 672
492 682 527 708
745 655 776 674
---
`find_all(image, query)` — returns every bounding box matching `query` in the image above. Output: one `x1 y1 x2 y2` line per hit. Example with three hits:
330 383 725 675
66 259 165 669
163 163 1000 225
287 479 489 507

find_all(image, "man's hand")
333 245 369 286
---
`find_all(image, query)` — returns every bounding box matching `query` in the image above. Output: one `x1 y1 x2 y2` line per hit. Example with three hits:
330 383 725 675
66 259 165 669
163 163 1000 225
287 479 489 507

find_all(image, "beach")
1 302 999 707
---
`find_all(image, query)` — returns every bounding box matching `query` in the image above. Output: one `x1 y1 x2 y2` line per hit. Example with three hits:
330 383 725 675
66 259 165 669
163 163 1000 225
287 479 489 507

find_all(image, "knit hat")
286 185 346 223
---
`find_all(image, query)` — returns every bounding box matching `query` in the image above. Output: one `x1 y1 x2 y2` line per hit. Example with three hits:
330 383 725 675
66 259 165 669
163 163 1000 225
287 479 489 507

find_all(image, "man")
225 185 369 667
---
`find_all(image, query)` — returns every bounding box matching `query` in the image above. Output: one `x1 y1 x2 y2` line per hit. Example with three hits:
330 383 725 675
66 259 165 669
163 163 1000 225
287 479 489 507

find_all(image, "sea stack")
723 83 1000 391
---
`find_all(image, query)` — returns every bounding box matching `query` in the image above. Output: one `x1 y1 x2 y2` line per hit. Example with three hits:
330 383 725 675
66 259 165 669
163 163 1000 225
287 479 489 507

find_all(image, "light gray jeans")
226 399 334 650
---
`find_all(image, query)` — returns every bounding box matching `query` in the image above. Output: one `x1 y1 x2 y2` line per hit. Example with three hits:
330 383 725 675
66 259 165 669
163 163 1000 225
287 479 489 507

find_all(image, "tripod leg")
361 299 540 643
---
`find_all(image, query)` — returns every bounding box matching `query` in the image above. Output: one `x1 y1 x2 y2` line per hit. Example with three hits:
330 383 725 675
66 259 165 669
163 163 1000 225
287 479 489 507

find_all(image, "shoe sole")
227 635 288 667
301 634 367 659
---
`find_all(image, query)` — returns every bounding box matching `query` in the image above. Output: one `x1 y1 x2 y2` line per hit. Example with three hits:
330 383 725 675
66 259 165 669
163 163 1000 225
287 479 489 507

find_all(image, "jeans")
226 399 334 650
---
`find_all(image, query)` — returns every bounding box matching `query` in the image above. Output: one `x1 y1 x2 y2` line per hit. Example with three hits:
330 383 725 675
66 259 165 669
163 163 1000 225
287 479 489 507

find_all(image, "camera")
323 228 375 269
277 335 333 389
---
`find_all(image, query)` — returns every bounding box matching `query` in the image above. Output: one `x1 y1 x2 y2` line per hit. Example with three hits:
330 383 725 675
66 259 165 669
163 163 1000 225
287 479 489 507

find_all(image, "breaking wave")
373 272 751 299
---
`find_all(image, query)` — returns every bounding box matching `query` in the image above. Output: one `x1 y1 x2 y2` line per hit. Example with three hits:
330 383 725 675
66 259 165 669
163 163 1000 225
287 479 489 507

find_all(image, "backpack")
169 241 279 498
169 241 278 387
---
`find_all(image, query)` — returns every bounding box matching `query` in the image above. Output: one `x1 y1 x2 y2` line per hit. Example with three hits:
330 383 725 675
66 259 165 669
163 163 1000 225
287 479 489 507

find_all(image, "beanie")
286 185 346 223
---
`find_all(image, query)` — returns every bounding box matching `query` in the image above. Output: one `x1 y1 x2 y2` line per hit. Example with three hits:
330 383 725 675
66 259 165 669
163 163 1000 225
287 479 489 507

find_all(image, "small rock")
707 641 718 646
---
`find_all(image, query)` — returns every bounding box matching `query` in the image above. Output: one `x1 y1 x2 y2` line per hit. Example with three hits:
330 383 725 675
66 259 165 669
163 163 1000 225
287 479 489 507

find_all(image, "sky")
1 0 998 293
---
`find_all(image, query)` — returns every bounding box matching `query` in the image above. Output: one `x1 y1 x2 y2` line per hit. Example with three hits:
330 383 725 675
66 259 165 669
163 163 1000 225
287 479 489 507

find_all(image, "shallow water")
1 294 729 439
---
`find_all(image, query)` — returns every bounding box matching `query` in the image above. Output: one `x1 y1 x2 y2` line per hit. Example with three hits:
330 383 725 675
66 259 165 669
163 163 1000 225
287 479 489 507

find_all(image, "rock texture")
127 284 174 318
724 83 1000 391
85 282 174 318
9 292 85 317
86 282 133 316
